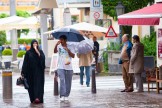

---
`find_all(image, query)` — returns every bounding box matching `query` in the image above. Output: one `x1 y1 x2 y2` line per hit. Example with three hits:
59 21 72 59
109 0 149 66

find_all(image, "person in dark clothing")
92 36 99 72
21 39 45 104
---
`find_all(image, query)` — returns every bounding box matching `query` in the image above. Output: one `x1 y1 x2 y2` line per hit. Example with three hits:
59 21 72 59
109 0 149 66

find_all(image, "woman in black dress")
21 39 45 104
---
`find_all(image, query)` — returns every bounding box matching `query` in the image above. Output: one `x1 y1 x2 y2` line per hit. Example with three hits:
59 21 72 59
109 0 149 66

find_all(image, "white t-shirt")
57 43 75 70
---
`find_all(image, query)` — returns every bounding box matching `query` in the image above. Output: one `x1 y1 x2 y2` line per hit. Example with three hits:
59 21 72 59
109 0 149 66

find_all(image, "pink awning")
118 3 162 25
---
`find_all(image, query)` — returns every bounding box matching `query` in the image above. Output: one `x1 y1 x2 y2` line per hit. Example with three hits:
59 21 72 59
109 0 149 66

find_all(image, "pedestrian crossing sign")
105 26 117 38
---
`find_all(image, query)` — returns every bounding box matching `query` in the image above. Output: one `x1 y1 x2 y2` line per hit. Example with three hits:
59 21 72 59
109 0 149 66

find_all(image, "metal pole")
51 9 54 30
54 70 59 96
2 70 12 99
40 14 48 57
0 46 2 69
10 0 18 61
91 69 96 93
119 25 122 44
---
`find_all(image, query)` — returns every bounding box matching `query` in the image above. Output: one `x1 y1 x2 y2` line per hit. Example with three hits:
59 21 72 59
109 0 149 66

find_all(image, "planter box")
2 56 12 62
17 57 24 70
2 56 12 69
108 50 122 75
17 57 24 61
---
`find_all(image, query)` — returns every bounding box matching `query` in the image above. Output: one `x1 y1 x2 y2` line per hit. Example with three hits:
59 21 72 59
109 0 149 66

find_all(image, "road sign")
90 0 103 20
93 12 100 19
93 0 100 7
105 26 117 38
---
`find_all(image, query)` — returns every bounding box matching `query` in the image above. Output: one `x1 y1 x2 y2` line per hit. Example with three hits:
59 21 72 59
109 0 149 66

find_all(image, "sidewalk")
0 73 162 108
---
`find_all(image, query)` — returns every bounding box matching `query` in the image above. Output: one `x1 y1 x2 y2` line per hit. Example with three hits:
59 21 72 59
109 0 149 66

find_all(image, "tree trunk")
17 30 21 38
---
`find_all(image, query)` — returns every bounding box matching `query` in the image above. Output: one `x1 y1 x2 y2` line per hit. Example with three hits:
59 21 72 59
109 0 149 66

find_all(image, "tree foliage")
102 0 154 19
141 32 156 58
16 10 31 38
0 13 8 46
0 31 6 46
16 10 31 18
0 13 9 18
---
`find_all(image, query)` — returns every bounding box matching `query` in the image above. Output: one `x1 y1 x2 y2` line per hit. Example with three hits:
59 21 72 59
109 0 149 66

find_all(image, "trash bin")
2 70 12 99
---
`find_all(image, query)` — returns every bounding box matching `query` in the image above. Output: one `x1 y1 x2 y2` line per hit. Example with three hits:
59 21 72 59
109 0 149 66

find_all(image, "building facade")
0 0 39 13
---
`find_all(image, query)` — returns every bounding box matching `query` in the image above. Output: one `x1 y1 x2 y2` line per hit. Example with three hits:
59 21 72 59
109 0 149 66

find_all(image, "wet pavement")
0 72 162 108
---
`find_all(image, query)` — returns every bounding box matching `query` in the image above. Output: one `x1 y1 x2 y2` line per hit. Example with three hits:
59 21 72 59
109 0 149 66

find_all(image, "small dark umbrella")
51 27 85 42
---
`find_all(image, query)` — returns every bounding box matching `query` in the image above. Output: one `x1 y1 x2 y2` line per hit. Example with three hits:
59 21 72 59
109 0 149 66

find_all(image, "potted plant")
2 49 12 69
17 50 26 70
17 50 26 60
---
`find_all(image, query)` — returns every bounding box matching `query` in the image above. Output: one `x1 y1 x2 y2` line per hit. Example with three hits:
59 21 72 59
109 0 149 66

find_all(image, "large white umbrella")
66 22 107 38
44 22 108 37
0 16 39 30
13 16 40 29
0 16 25 30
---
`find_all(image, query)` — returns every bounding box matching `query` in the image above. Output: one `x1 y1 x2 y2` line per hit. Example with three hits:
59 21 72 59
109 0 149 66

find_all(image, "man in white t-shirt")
54 35 75 102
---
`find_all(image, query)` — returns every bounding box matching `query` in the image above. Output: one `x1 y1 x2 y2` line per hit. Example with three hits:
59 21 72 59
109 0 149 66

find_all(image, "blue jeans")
57 69 73 97
80 66 90 86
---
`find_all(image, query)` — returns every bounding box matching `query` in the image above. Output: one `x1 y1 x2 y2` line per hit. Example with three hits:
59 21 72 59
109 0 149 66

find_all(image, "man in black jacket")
92 36 99 72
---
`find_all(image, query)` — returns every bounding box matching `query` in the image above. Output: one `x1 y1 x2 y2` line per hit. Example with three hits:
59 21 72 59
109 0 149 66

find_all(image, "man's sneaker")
60 96 65 102
64 97 69 101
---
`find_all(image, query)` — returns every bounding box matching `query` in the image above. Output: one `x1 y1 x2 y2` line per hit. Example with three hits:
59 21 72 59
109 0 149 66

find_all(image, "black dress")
21 40 45 103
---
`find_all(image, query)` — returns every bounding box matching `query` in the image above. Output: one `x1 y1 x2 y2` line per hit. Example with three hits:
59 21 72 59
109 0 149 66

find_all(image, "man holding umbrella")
54 35 75 102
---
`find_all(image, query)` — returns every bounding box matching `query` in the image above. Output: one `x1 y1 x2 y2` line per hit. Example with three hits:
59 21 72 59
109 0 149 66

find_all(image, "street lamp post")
115 1 125 44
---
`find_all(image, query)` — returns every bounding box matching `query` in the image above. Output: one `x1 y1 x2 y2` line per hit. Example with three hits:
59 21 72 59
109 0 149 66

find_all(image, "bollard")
91 69 96 93
54 70 59 96
2 70 12 99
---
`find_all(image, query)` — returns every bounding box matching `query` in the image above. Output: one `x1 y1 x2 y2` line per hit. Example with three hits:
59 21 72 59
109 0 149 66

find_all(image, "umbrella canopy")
0 16 39 30
66 22 107 37
118 3 162 25
12 16 40 29
45 22 108 38
0 16 25 30
66 36 94 54
76 37 94 54
38 0 58 8
51 27 85 42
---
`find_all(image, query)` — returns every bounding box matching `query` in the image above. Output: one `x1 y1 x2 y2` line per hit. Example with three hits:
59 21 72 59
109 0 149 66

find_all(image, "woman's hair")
133 35 140 42
59 35 67 41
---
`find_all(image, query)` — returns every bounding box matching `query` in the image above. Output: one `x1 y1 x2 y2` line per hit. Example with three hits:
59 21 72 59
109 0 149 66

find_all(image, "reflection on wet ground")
0 73 162 108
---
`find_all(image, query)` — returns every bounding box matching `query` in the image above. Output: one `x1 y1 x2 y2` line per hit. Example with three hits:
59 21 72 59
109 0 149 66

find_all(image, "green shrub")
141 32 156 58
17 50 26 58
0 13 9 18
0 31 7 46
18 38 41 44
2 49 12 56
107 42 121 51
5 41 11 44
102 42 121 72
103 51 108 72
